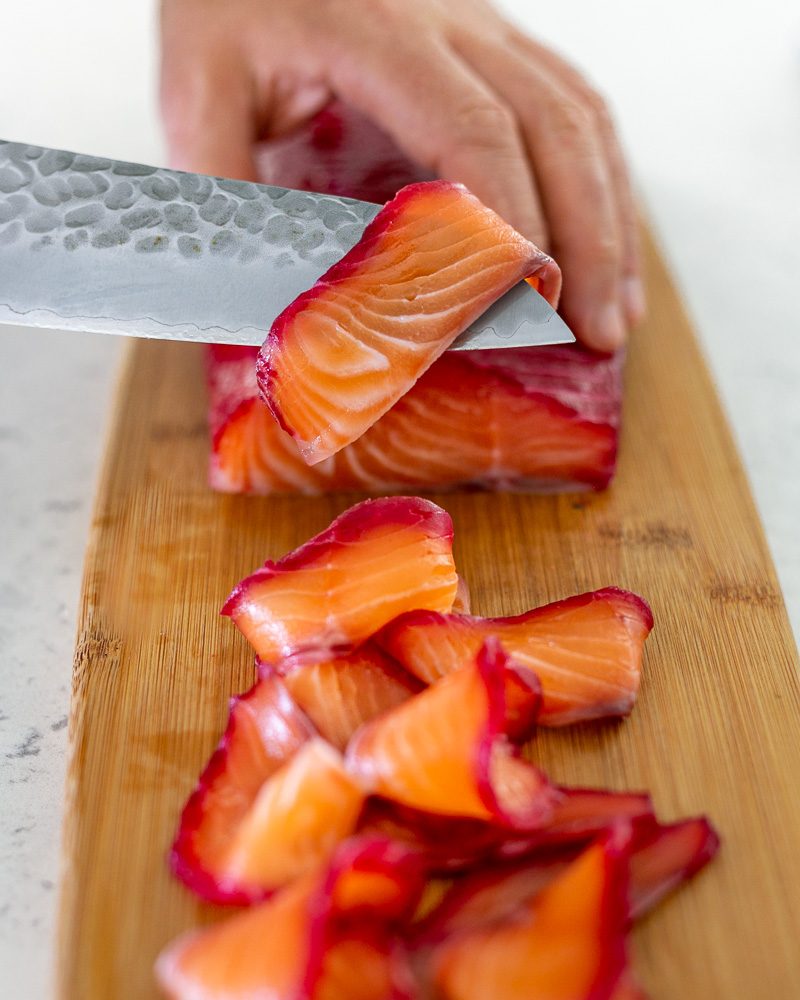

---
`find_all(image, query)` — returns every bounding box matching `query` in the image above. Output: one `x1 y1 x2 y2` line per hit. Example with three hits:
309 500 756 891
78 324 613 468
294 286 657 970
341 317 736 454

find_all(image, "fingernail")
622 277 646 326
590 302 626 352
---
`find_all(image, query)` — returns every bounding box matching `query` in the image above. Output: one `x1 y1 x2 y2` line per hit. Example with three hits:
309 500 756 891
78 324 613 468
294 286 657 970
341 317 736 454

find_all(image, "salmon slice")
157 836 424 1000
360 787 652 875
170 674 316 904
377 588 653 726
347 640 556 827
275 644 422 752
432 829 630 1000
257 180 562 465
223 496 458 665
628 815 720 919
415 813 719 949
216 737 365 896
209 346 619 495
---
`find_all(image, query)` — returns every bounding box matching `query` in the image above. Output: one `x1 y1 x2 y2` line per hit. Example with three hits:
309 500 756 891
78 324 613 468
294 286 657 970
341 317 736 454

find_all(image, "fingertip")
582 301 627 353
622 276 647 327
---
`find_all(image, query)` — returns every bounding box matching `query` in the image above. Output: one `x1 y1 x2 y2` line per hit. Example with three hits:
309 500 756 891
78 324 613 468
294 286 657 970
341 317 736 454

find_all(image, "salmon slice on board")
222 496 458 665
205 737 366 902
157 837 424 1000
431 828 631 1000
346 640 557 828
377 588 653 726
359 787 654 874
208 346 620 495
415 815 719 945
170 674 316 904
272 643 422 752
257 180 562 465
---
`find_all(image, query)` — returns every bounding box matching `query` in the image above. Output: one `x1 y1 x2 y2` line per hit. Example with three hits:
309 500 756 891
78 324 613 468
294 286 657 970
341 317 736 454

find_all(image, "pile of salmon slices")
157 497 719 999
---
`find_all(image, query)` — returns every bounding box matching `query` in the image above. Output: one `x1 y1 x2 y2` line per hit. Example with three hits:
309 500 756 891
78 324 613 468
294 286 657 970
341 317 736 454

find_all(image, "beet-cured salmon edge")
379 587 654 641
429 824 632 1000
469 640 557 829
220 496 454 618
169 676 317 906
301 836 426 999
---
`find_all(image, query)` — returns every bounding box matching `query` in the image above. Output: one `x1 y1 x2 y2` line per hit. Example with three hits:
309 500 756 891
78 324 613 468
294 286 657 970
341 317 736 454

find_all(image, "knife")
0 140 574 352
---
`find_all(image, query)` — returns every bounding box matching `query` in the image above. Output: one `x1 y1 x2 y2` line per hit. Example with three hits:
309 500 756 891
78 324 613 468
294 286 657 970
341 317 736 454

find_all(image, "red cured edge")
169 675 317 905
428 823 632 1000
301 836 426 1000
414 814 719 949
472 640 553 826
379 587 654 660
628 814 720 920
221 495 454 619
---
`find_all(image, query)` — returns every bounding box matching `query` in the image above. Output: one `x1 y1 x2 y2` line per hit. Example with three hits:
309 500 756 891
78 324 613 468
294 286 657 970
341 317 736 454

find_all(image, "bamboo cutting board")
59 224 800 999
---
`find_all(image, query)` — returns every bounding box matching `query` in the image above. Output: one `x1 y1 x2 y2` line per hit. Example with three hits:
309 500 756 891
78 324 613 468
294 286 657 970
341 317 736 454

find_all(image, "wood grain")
58 225 800 999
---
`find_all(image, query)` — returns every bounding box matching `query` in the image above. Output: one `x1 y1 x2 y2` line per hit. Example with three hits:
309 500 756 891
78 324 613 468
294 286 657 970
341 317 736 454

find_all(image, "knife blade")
0 141 574 351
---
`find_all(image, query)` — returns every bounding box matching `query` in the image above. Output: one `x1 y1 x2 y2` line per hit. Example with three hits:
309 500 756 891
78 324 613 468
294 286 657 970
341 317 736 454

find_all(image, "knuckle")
449 97 518 156
546 97 595 146
584 233 621 271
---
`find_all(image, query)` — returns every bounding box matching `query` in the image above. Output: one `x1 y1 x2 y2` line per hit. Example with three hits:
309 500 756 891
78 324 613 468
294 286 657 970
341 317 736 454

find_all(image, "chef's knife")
0 141 574 351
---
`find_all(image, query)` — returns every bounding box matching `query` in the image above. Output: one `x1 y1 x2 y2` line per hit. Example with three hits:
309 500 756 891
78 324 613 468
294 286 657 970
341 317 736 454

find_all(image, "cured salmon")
346 640 557 828
157 836 424 1000
257 180 562 465
274 644 422 752
414 815 718 946
208 343 620 495
377 588 653 726
359 787 653 875
431 828 631 1000
213 737 365 897
222 497 458 665
170 674 316 904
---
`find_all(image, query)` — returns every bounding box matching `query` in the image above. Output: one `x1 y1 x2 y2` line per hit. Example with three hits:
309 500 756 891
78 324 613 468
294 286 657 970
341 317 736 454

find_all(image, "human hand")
160 0 644 351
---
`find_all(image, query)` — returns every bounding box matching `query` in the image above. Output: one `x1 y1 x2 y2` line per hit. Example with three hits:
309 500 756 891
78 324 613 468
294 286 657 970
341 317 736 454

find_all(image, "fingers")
316 15 549 249
160 26 260 180
509 33 646 329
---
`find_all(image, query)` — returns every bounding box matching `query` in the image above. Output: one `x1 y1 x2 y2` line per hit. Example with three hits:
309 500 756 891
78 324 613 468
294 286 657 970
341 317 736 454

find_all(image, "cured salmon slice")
628 815 720 919
214 737 365 897
415 814 719 948
346 640 556 827
209 345 619 495
257 180 562 465
360 788 653 875
157 837 424 1000
170 674 316 904
223 497 458 665
432 828 630 1000
274 644 422 752
377 588 653 726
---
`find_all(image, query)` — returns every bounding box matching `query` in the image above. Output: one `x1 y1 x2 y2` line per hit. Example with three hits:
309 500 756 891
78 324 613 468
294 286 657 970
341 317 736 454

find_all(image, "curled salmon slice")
210 344 618 496
347 640 556 827
258 180 561 464
157 836 424 1000
274 644 422 752
628 815 720 919
432 828 631 1000
378 588 653 726
415 814 719 947
217 737 365 898
223 496 458 664
170 674 316 904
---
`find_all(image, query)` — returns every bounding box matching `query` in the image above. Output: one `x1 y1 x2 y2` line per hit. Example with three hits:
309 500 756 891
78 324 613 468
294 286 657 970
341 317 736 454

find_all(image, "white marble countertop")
1 1 798 996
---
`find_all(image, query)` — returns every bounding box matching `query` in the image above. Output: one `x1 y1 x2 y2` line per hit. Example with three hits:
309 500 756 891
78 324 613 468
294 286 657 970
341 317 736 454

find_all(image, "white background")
1 1 799 996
